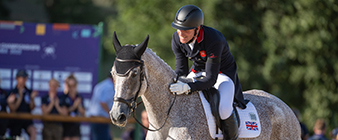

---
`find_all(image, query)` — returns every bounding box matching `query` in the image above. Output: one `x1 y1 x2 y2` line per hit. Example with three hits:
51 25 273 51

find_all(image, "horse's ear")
113 31 122 53
134 35 149 58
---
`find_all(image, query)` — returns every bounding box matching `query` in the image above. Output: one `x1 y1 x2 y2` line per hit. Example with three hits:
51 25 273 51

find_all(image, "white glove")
169 80 191 95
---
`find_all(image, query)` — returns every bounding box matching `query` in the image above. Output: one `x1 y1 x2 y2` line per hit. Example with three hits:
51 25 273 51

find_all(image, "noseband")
113 57 145 113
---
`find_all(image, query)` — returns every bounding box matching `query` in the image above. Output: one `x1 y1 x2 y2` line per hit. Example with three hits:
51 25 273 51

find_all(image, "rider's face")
177 26 200 44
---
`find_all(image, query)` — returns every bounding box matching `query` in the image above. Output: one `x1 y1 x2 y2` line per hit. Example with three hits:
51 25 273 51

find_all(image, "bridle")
113 57 177 132
113 57 145 113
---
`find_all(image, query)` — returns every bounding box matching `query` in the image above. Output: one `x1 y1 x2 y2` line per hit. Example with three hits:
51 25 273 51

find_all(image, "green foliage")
259 0 338 132
106 0 338 134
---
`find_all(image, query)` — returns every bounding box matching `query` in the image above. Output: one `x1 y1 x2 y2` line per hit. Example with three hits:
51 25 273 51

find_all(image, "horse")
109 33 301 140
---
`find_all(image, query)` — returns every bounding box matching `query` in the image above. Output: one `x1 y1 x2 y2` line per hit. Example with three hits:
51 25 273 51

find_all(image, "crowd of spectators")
0 70 115 140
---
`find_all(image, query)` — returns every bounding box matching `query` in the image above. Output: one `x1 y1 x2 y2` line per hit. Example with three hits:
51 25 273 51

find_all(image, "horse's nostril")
118 114 126 122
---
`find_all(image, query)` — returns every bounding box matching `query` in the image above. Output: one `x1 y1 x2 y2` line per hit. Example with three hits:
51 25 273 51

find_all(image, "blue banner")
0 21 102 98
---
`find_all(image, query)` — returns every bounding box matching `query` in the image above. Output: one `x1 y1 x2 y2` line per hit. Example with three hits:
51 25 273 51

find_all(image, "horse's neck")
141 49 176 128
140 49 210 139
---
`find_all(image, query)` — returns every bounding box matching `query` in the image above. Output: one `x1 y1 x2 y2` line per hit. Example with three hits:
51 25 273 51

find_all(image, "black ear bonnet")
112 32 149 75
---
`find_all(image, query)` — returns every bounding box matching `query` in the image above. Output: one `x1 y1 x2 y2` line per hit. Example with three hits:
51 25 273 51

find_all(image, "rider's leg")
188 72 235 118
187 72 238 139
214 73 234 119
220 112 239 140
214 73 238 140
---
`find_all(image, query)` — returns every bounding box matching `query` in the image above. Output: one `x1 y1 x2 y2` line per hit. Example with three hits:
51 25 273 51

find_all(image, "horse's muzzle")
110 109 129 127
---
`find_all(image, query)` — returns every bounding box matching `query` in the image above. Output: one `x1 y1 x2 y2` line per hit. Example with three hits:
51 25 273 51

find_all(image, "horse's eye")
131 69 138 77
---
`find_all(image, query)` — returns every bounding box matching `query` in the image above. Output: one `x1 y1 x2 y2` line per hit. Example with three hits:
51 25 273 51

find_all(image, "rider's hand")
169 80 191 95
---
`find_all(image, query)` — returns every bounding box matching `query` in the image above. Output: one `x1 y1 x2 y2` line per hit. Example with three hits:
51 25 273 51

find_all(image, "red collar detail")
197 27 204 43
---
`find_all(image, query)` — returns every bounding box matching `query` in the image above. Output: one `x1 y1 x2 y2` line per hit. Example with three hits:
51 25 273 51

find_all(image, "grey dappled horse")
109 33 301 140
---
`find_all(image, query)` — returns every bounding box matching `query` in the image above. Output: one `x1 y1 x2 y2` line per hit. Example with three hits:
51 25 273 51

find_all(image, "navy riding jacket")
171 25 246 108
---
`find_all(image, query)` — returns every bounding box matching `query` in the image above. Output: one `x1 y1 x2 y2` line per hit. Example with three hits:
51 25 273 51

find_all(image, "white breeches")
187 72 235 120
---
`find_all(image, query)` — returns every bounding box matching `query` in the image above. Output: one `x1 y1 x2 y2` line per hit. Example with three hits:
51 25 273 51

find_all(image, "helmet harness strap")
186 27 198 44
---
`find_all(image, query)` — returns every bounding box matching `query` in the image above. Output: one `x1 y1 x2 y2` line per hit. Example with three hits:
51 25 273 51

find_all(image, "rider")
169 5 246 140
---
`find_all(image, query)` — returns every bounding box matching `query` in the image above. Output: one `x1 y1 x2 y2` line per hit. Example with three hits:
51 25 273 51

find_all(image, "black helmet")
171 5 204 30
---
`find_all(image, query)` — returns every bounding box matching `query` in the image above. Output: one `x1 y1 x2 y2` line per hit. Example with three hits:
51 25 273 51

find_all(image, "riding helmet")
171 5 204 30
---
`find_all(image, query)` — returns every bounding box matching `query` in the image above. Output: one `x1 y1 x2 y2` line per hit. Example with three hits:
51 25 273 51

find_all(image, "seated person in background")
308 119 328 140
0 79 9 138
122 110 148 140
41 79 68 140
61 74 85 140
7 69 37 140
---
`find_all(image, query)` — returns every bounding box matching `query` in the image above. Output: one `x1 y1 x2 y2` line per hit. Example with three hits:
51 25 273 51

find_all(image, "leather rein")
113 57 177 132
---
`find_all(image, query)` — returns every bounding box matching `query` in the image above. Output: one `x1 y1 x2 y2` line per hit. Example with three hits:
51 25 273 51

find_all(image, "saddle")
202 87 244 139
201 87 222 132
178 76 242 135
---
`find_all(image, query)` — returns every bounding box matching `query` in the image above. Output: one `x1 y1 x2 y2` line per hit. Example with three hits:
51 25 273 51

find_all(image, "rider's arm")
172 32 189 76
187 41 223 92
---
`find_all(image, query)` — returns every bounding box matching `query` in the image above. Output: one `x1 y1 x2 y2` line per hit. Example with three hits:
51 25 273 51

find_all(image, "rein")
113 57 178 132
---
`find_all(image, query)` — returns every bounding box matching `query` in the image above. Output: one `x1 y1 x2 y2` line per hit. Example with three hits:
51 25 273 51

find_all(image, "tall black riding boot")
220 112 239 140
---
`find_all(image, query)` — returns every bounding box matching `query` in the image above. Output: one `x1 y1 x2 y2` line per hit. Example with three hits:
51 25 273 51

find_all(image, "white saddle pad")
199 91 261 139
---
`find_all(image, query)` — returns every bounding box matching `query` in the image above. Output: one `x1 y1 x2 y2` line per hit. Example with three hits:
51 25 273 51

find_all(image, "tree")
259 0 338 131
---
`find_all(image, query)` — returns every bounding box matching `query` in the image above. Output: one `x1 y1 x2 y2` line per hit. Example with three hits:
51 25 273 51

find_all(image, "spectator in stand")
308 119 328 140
41 78 68 140
0 78 9 138
87 74 115 140
61 74 85 140
7 69 37 140
122 110 149 140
